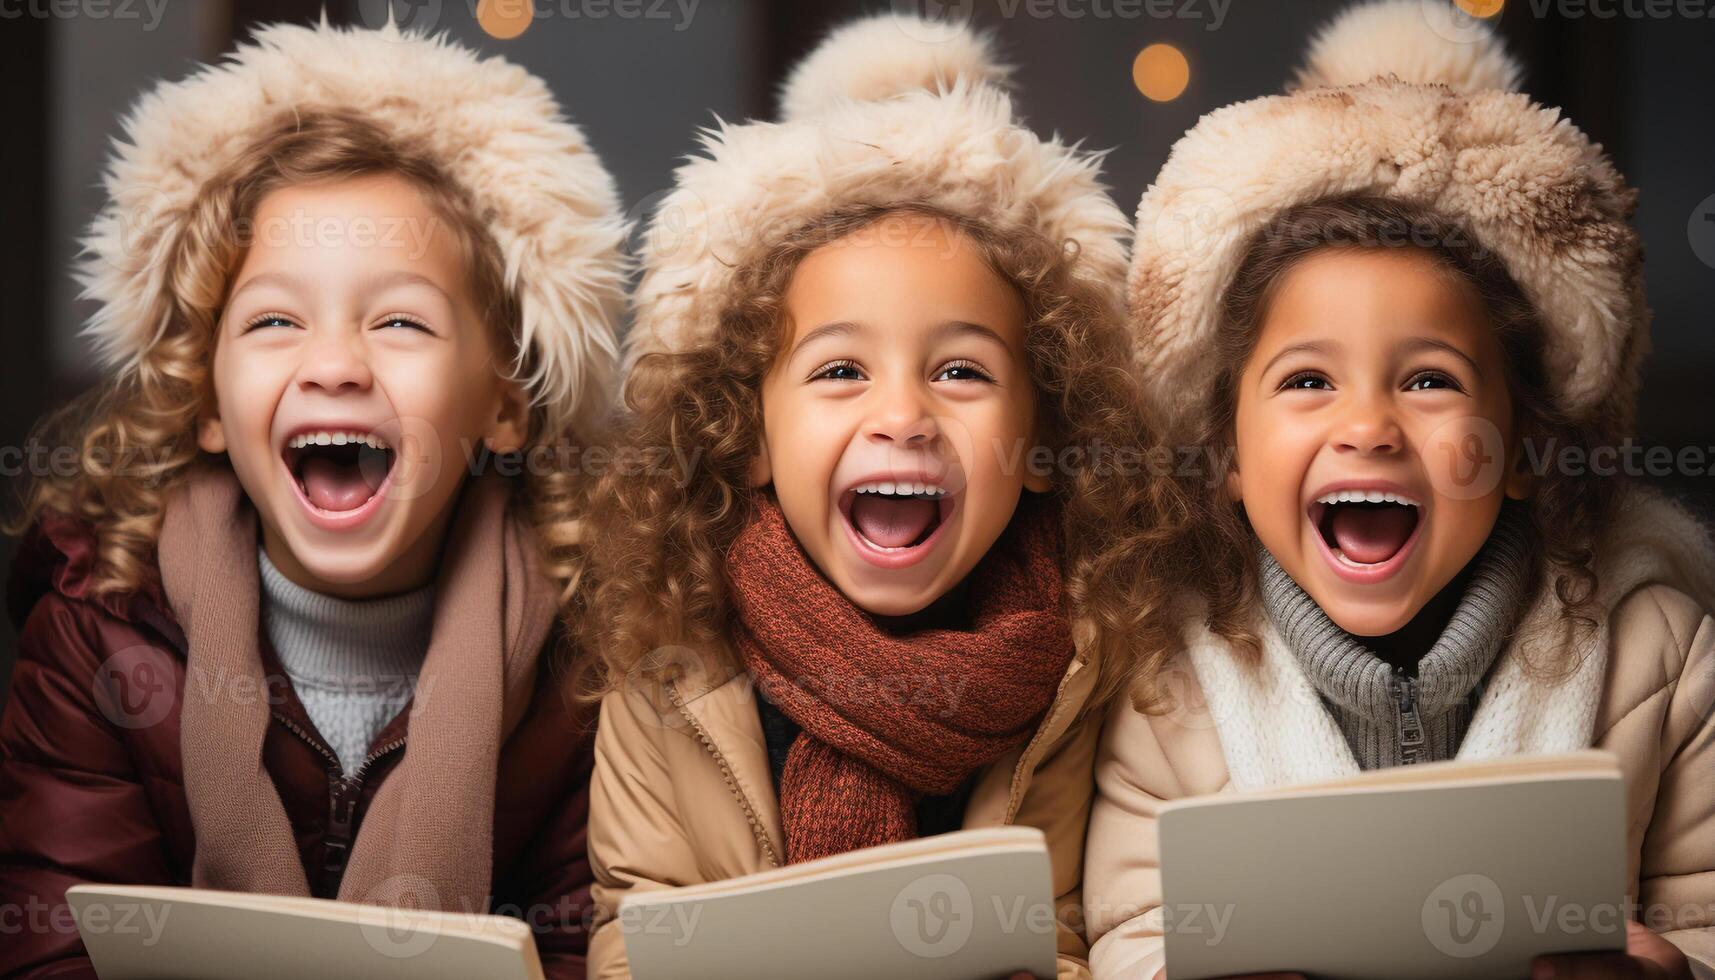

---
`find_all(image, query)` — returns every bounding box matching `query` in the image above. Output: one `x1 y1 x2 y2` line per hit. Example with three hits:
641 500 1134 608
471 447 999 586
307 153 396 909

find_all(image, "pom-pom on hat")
628 12 1130 362
1128 0 1643 432
79 18 628 439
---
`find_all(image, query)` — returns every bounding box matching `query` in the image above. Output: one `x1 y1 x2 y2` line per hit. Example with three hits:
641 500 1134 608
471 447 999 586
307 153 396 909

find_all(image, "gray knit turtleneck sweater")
1258 502 1535 770
257 549 434 775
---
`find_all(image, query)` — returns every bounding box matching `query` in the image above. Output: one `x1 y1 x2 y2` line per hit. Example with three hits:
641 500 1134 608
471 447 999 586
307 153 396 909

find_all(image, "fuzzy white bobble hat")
627 12 1131 362
1129 0 1644 432
79 19 629 440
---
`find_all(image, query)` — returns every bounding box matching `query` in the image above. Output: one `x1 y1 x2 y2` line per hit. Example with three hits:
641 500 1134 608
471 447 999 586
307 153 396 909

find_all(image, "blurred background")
2 0 1712 678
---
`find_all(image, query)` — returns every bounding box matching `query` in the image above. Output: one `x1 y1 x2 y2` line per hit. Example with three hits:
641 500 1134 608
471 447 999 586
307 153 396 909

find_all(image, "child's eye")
1405 370 1465 393
242 313 297 332
810 359 865 382
375 314 432 333
1279 371 1331 391
934 359 995 383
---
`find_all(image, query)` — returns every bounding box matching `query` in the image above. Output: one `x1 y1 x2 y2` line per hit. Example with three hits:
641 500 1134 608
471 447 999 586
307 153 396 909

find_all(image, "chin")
1312 592 1420 638
274 522 402 588
834 574 944 618
291 548 392 589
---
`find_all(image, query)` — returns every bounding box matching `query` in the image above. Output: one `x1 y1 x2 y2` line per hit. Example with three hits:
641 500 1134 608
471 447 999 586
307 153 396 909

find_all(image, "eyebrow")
1401 336 1484 378
789 321 860 359
788 319 1011 359
362 269 455 304
1259 340 1336 377
935 320 1012 349
226 270 311 303
225 269 454 306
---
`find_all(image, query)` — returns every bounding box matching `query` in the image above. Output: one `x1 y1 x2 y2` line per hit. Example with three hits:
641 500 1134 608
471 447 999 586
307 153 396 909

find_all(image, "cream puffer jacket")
587 650 1103 980
1083 489 1715 979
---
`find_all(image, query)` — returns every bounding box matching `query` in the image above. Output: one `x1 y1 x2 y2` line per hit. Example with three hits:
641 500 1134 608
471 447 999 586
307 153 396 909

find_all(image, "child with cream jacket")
1084 4 1715 978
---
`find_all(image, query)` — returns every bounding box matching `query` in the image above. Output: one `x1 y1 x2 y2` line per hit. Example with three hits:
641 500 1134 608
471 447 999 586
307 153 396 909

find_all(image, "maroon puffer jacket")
0 512 597 979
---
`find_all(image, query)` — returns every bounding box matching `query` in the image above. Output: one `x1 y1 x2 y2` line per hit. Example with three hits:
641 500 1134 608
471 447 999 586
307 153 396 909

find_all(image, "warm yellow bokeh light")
1133 43 1189 103
1454 0 1505 18
478 0 533 39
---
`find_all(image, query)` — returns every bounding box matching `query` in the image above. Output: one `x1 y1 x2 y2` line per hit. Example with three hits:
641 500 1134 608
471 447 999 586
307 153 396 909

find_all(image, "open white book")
1157 750 1628 980
65 885 543 980
617 826 1059 980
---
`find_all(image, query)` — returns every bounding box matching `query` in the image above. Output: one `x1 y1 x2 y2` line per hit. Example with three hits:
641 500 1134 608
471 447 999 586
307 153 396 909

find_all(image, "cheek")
1415 412 1511 504
376 348 494 436
1232 402 1314 508
951 394 1032 482
211 342 291 440
761 389 845 498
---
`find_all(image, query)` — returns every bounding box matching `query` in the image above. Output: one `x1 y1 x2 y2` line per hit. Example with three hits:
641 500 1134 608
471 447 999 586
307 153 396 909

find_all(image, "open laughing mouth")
837 478 957 570
280 427 397 530
1307 487 1424 583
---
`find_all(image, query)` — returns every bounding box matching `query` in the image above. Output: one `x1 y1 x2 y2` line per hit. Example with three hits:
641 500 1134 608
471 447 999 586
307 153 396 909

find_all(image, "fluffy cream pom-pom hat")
79 17 627 440
627 12 1130 362
1129 0 1645 433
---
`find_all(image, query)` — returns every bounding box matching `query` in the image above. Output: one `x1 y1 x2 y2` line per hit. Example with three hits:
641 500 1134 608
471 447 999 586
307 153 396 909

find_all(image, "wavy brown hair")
9 109 595 613
576 203 1192 711
1152 196 1612 696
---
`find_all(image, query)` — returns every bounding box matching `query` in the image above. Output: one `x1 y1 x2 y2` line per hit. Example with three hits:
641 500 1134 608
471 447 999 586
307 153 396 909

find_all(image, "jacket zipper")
1002 658 1084 823
271 712 407 894
665 683 781 867
1392 672 1426 765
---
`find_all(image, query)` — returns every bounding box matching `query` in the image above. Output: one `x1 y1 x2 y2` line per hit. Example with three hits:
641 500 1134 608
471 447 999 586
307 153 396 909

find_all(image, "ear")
1022 414 1053 493
197 413 227 454
1224 461 1243 503
747 438 772 489
483 381 531 455
1023 451 1052 493
1503 430 1537 501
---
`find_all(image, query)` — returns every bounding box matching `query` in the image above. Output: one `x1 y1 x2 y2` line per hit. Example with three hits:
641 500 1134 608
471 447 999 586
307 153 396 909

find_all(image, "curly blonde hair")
9 109 593 612
576 203 1193 711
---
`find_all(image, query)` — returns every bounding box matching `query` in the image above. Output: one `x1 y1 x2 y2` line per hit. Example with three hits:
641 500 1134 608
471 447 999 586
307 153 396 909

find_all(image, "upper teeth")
850 481 947 498
287 430 390 450
1316 489 1420 507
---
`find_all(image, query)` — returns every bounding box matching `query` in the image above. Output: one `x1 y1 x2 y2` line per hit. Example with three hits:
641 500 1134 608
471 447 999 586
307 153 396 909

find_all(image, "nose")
295 329 373 395
1331 389 1404 456
864 377 939 447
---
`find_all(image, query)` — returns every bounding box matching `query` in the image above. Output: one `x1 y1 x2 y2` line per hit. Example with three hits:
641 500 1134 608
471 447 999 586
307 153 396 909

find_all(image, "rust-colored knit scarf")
727 492 1075 864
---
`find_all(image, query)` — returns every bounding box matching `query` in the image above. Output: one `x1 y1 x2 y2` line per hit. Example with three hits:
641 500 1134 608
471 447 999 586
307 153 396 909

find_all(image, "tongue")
850 495 936 549
1329 504 1416 565
300 456 378 513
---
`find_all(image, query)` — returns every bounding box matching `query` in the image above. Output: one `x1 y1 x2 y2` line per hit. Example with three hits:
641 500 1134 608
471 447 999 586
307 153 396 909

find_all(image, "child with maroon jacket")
0 21 626 979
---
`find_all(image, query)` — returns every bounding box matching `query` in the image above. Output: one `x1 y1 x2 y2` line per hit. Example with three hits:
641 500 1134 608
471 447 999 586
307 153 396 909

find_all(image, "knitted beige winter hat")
627 12 1131 362
1128 0 1644 432
79 19 628 439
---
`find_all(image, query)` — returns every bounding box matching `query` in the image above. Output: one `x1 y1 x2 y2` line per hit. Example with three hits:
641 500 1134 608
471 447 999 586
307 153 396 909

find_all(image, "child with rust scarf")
576 14 1185 980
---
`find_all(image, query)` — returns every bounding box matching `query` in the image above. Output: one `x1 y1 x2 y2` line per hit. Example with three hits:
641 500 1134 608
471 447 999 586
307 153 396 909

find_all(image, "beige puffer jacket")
588 651 1103 980
1083 489 1715 979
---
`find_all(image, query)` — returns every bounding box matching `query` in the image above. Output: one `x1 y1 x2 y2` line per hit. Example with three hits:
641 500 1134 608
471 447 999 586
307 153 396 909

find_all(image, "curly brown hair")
576 203 1192 711
1154 196 1612 696
9 109 595 614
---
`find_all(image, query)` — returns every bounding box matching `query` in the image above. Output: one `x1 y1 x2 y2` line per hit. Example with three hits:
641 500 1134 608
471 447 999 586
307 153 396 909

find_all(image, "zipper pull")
320 773 359 896
1394 673 1426 766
